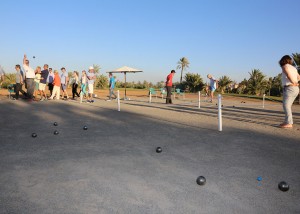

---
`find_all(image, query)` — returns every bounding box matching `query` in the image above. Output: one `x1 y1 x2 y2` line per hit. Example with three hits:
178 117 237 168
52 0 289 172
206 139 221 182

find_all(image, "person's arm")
23 54 27 65
283 65 298 85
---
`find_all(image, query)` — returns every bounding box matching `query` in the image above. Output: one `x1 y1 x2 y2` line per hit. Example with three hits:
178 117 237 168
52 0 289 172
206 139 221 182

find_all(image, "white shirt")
209 77 217 88
23 64 35 78
281 64 298 86
81 75 87 84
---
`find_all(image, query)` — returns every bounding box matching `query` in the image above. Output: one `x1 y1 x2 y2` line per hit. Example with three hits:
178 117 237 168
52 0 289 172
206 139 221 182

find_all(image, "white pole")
117 90 120 112
218 94 222 132
149 91 152 103
198 91 201 109
262 94 265 109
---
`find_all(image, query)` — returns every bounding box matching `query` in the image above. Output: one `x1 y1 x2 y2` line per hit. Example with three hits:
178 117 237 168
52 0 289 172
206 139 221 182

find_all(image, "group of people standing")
14 54 101 103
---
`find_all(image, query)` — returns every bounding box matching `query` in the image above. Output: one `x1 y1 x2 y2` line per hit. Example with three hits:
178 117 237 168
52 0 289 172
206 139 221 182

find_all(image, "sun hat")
89 66 94 70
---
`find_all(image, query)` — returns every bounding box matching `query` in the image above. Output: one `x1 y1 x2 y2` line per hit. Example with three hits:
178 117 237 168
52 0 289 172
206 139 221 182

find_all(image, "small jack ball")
32 133 37 138
278 181 289 192
196 176 206 186
83 126 88 130
156 147 162 153
53 122 58 126
54 130 59 135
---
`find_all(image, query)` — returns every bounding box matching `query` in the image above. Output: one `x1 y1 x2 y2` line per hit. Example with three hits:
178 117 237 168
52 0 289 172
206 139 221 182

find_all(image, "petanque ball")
83 126 88 130
196 176 206 186
278 181 289 192
32 133 37 138
53 122 58 126
54 130 59 135
156 147 162 153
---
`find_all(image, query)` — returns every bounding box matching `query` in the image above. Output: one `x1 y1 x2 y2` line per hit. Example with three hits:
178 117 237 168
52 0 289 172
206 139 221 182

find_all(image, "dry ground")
0 87 299 213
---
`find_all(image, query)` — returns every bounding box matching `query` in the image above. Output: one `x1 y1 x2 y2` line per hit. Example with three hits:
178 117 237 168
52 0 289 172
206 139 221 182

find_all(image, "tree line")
1 54 299 97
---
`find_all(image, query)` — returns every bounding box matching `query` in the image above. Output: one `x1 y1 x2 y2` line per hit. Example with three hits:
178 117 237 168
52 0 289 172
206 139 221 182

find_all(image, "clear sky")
0 0 299 83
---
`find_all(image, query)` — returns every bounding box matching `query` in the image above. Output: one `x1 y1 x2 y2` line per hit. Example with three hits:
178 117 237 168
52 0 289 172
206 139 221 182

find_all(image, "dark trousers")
72 83 80 98
166 86 172 104
48 84 54 96
26 78 35 99
15 83 27 99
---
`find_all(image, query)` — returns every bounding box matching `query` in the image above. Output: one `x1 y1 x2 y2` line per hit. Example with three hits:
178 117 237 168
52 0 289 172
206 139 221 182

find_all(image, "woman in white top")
71 71 80 99
279 55 300 128
80 70 88 103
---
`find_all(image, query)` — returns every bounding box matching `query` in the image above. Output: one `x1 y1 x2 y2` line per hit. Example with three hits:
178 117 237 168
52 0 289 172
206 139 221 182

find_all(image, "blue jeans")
283 86 299 124
109 88 117 99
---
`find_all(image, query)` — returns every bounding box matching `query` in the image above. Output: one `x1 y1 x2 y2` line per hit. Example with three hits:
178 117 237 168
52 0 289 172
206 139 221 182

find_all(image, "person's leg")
282 87 299 125
27 79 35 99
75 84 80 97
166 86 171 104
15 83 21 99
20 84 27 97
56 86 61 100
109 88 113 100
49 84 53 96
112 88 117 99
72 83 75 99
49 86 56 99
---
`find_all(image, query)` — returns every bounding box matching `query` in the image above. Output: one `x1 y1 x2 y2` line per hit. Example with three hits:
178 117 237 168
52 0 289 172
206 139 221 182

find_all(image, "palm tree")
218 76 233 93
93 64 101 74
176 57 190 83
247 69 267 95
183 72 204 92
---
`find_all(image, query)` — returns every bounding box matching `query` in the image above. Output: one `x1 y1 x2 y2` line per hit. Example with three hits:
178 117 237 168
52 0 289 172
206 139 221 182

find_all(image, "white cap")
89 66 94 70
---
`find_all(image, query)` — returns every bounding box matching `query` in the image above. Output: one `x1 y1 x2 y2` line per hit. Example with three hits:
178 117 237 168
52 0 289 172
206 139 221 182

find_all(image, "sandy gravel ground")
0 89 299 214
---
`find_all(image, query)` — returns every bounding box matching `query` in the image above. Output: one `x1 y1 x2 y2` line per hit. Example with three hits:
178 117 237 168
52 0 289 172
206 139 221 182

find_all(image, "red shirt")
166 73 174 86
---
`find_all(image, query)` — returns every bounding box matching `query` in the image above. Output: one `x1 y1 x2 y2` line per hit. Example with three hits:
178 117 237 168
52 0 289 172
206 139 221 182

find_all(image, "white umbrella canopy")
108 66 143 99
111 66 143 73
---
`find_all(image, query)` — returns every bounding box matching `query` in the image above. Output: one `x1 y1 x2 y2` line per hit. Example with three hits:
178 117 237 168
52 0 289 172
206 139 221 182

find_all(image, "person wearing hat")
60 67 69 100
165 70 176 104
207 74 218 102
87 66 96 103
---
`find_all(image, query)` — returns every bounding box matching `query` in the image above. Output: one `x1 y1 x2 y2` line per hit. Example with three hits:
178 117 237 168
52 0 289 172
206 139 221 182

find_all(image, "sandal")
279 123 293 128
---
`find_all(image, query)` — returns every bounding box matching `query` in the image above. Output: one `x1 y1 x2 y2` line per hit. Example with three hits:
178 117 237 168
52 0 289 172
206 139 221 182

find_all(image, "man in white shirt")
207 74 218 102
23 54 35 100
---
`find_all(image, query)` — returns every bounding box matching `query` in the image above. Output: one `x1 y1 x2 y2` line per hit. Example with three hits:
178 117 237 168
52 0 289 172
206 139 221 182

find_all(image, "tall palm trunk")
180 67 183 83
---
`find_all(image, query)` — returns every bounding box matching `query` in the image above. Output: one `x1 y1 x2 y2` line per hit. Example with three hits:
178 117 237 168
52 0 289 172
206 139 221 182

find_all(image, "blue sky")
0 0 299 83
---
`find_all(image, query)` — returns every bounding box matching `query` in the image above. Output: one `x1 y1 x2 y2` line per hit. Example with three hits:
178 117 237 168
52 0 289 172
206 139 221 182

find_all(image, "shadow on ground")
0 100 299 214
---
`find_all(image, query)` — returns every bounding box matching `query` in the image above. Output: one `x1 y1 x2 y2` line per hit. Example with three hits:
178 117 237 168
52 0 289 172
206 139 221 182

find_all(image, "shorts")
39 83 46 91
88 84 94 94
209 86 216 92
61 84 67 91
35 82 39 90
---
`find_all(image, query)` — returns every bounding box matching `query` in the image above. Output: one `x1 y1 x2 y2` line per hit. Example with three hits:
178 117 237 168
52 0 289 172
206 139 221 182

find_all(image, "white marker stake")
218 94 222 132
149 91 152 103
198 91 201 109
117 90 120 111
263 94 265 109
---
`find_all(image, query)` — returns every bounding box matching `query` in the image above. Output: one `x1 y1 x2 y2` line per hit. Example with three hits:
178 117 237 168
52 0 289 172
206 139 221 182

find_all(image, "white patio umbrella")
108 66 143 99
